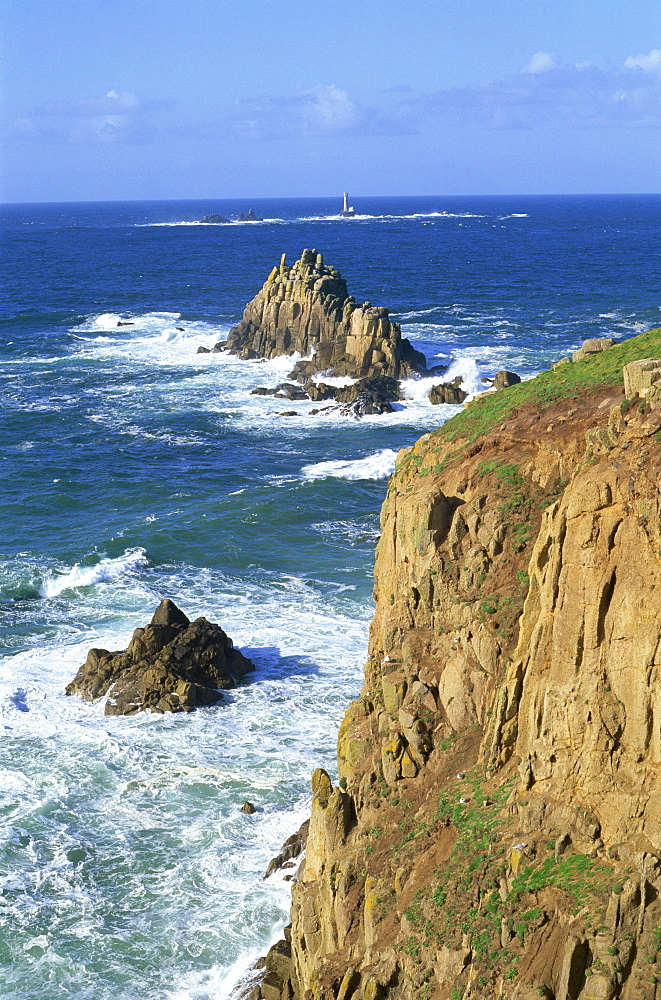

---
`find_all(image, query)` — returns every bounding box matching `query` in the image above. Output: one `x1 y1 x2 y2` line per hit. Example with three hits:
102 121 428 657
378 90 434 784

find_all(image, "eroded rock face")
65 599 253 715
225 250 428 381
254 329 661 1000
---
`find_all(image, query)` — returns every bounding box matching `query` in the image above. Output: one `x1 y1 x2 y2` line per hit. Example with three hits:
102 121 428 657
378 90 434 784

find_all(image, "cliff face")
255 332 661 1000
225 250 427 380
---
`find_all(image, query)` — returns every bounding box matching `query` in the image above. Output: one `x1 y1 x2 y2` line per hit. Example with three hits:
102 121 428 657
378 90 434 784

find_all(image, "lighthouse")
340 192 356 217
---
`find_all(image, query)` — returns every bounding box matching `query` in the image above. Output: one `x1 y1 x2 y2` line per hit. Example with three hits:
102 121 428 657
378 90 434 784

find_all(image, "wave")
299 211 485 222
39 548 148 598
301 448 397 481
136 219 284 227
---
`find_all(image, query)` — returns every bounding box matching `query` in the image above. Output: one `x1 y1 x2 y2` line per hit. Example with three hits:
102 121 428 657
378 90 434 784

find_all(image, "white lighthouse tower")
340 192 356 217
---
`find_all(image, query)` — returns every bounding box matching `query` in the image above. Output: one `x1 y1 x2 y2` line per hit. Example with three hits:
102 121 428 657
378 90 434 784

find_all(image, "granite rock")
65 599 253 715
225 250 428 381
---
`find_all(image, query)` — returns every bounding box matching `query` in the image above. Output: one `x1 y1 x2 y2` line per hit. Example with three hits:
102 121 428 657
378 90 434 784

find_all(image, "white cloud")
299 85 359 132
522 51 558 75
5 90 170 143
624 48 661 73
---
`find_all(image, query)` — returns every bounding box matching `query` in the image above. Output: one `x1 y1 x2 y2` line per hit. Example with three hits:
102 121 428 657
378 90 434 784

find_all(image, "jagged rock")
305 382 337 402
200 213 230 224
335 375 401 406
250 386 273 395
429 377 467 405
493 369 521 389
241 801 256 815
332 376 401 417
572 337 615 362
226 249 428 380
212 340 228 353
264 820 309 878
237 209 262 222
273 383 309 401
65 599 253 715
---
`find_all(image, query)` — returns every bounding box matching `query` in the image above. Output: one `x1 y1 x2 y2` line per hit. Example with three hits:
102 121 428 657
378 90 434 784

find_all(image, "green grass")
434 327 661 444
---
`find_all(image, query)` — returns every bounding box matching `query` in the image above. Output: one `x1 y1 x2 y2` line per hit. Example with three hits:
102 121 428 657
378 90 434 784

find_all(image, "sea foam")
302 449 398 481
39 548 148 598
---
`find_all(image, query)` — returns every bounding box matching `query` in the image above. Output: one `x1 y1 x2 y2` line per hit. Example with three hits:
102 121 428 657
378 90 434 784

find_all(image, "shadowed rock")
429 377 467 405
65 599 253 715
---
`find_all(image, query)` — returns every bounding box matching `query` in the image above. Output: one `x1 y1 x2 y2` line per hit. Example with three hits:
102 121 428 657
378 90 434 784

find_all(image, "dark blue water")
0 195 659 1000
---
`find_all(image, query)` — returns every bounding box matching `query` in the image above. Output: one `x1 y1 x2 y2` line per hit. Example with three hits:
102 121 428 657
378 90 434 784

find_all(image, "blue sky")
2 0 660 201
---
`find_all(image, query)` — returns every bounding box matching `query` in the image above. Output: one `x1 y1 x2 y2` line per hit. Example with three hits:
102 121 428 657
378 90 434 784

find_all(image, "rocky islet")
200 250 533 415
65 598 254 715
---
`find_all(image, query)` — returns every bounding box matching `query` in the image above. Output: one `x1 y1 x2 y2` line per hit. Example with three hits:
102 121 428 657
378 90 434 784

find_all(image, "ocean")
1 194 659 999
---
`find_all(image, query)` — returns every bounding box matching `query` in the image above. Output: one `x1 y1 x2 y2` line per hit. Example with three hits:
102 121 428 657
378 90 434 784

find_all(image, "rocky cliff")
250 332 661 1000
225 249 427 380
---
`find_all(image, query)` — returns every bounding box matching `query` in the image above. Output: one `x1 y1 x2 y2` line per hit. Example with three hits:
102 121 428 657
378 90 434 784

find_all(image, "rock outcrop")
429 377 468 405
66 599 253 715
224 250 428 381
237 209 263 222
248 329 661 1000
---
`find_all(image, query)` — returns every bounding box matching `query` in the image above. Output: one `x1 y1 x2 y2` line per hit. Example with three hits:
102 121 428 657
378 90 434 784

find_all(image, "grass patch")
435 327 661 444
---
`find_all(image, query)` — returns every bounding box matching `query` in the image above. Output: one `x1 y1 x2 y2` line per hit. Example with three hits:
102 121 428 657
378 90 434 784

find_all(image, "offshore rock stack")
66 599 253 715
223 249 428 382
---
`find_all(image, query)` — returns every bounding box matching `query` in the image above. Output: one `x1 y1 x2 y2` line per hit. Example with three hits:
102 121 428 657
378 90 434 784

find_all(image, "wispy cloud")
225 50 661 138
409 49 661 130
521 51 559 75
6 90 171 143
5 49 660 147
624 48 661 73
225 84 379 139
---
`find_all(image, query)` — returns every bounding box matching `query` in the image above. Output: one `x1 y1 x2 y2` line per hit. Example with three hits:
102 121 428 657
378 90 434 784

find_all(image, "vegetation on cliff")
250 329 661 1000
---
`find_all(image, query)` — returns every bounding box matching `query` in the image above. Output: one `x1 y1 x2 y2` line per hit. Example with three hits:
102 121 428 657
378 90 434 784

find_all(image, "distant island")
199 208 262 224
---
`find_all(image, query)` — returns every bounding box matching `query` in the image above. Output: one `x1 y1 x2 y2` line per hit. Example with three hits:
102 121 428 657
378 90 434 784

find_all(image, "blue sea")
1 195 659 999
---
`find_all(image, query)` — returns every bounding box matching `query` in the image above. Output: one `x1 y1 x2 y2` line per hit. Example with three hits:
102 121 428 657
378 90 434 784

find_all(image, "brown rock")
65 599 253 715
572 337 615 362
429 377 467 405
225 250 428 381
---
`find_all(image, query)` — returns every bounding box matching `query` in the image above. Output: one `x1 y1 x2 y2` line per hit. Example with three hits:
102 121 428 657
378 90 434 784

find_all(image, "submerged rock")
65 599 254 715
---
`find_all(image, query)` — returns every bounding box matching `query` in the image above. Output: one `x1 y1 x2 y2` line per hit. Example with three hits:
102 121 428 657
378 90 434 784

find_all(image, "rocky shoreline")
241 336 661 1000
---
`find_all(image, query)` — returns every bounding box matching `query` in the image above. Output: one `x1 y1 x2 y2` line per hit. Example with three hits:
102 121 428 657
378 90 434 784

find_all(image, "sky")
1 0 660 202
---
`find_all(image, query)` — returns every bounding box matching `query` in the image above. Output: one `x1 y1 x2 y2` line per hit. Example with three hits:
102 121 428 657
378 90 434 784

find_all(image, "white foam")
137 219 284 227
302 448 397 481
38 547 148 598
299 211 484 222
